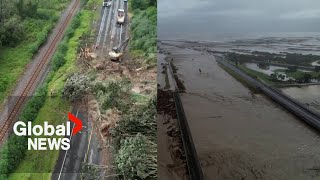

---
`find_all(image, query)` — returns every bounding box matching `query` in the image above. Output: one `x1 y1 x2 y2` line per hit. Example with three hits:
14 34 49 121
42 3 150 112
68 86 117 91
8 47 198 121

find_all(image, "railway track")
0 0 80 144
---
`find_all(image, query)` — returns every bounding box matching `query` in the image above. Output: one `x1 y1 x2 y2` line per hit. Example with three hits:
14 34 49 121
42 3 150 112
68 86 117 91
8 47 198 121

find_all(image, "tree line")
129 0 157 63
227 52 320 67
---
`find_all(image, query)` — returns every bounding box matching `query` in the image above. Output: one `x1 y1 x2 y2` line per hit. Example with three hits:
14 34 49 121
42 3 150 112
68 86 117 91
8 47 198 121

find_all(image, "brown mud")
157 89 188 180
159 40 320 180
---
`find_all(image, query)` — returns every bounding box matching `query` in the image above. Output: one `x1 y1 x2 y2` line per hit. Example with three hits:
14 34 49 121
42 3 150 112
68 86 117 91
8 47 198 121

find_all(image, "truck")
117 9 125 24
109 37 130 61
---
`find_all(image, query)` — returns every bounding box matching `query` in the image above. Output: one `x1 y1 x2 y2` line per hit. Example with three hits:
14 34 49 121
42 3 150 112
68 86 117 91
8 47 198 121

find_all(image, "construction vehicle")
109 37 130 61
103 0 111 7
117 9 125 24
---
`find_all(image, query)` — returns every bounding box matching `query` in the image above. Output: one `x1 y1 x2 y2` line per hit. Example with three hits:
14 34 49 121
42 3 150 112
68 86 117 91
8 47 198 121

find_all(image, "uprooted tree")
62 73 90 102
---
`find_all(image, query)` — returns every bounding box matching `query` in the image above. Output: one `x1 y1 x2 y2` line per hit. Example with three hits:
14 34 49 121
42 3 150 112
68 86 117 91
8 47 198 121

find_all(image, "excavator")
108 37 130 61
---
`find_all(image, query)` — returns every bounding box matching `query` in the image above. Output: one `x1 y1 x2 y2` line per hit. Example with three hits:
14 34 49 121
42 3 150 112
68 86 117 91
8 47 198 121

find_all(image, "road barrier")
173 92 204 180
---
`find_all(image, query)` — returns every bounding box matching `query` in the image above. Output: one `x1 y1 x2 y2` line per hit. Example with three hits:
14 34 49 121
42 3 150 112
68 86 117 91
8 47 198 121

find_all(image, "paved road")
52 1 130 179
51 109 89 180
95 0 128 54
217 58 320 129
96 0 128 50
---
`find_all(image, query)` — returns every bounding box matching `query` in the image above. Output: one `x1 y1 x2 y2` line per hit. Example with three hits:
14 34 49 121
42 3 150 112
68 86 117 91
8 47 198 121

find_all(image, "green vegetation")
129 0 157 64
93 79 132 112
238 65 275 85
226 52 320 85
226 52 320 66
112 98 157 179
104 3 158 178
3 0 99 178
0 85 47 180
0 0 70 104
115 133 156 179
9 98 70 180
274 69 320 83
218 62 261 92
89 78 156 179
62 73 90 102
98 2 158 178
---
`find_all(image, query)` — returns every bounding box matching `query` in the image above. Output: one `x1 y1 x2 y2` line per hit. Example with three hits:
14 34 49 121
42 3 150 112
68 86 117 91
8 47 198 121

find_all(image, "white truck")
117 9 125 24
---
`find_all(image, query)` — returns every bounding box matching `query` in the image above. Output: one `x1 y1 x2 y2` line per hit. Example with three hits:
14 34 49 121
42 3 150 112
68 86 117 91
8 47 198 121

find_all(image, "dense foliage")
0 85 47 179
130 0 156 11
52 13 81 71
93 79 132 111
227 52 320 66
115 133 156 179
62 73 90 102
0 0 69 104
226 52 320 84
112 98 157 179
129 0 157 63
0 0 65 47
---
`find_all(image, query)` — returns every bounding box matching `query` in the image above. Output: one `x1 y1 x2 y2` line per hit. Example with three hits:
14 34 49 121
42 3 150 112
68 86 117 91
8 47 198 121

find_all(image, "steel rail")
0 0 80 144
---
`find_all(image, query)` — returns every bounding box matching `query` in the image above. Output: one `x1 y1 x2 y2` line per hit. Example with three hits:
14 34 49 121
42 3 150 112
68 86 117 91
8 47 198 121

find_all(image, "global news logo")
12 112 82 151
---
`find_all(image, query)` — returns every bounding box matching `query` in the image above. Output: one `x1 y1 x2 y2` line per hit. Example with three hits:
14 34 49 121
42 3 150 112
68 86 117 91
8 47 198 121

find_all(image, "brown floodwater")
159 41 320 180
281 85 320 113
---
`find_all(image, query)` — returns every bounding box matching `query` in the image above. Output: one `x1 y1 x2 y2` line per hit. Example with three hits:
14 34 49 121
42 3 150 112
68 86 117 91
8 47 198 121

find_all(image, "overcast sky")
158 0 320 40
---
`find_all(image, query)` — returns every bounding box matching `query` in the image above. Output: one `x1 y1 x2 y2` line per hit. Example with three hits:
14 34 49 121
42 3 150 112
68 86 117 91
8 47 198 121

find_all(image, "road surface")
95 0 128 54
51 109 89 180
52 1 129 179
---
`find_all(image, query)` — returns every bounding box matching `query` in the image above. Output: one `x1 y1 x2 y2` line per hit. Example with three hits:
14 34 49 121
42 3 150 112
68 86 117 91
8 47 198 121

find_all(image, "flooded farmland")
158 41 320 180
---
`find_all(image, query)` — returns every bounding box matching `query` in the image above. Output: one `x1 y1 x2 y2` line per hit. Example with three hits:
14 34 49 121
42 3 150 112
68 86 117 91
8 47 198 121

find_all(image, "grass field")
9 98 70 180
8 0 100 179
0 0 70 105
238 64 275 85
274 69 320 80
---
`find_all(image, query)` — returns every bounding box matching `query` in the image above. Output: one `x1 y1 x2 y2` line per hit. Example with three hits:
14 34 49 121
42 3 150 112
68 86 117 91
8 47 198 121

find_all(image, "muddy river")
159 41 320 180
282 85 320 113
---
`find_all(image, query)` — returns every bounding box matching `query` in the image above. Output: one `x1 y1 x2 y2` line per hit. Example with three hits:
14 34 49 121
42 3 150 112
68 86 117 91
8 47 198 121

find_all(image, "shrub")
112 98 157 179
64 13 81 39
51 52 66 72
0 16 25 47
111 98 156 149
62 73 90 102
129 6 156 63
0 85 47 177
94 79 132 111
115 133 156 179
0 77 9 92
